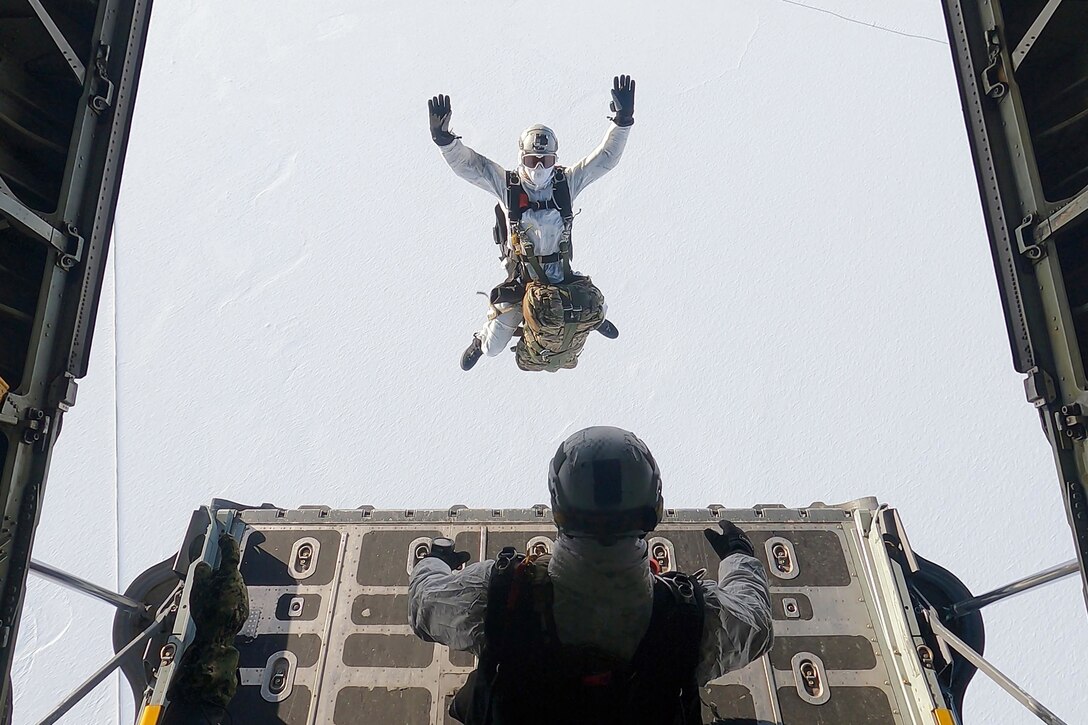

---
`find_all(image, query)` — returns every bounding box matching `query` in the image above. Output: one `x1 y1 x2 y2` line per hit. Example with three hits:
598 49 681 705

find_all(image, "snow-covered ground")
13 1 1087 722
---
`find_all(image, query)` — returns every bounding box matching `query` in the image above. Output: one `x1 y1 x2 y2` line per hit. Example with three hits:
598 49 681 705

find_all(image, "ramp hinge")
981 28 1009 100
89 44 114 114
1024 366 1056 407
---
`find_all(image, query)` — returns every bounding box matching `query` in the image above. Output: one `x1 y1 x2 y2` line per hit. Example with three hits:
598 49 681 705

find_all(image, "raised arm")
429 94 507 199
695 521 774 685
567 75 636 199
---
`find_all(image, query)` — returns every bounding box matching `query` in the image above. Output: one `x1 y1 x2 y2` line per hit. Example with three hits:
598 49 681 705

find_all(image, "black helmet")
548 426 664 542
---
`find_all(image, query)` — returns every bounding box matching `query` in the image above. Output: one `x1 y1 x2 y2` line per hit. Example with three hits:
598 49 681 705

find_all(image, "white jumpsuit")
439 124 632 356
408 534 774 687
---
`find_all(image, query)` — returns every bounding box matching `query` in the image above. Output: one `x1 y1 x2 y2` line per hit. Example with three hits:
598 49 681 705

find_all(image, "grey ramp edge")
224 504 934 724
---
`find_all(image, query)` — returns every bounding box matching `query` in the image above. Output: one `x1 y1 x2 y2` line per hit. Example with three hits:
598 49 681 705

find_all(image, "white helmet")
518 124 558 155
518 124 559 188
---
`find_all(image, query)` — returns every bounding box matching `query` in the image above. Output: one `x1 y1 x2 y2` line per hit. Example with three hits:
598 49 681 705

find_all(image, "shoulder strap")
503 172 548 282
504 171 527 223
467 549 567 725
663 571 705 667
493 203 508 246
551 167 573 221
552 167 574 278
484 549 558 660
503 168 576 283
629 571 705 714
484 547 523 649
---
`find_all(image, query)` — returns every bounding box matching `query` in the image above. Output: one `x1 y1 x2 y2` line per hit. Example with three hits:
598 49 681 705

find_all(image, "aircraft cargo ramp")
3 0 1085 722
111 499 979 725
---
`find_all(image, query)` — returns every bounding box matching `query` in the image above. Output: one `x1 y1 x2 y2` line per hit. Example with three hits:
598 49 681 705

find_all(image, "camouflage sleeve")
695 553 774 685
439 139 508 199
408 557 493 657
170 535 250 711
566 123 632 200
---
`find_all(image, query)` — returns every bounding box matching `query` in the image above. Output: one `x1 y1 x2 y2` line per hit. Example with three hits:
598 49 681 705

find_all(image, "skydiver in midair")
428 76 636 372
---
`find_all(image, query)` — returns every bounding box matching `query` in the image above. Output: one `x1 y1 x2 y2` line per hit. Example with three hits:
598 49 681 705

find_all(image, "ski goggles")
521 153 557 168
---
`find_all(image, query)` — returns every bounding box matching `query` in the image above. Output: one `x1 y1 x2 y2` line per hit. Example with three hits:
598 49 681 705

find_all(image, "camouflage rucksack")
516 277 606 372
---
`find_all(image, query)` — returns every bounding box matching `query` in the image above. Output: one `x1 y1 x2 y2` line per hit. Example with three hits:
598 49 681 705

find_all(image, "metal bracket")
21 408 52 450
1023 366 1056 408
57 224 84 270
1015 214 1046 260
89 44 115 115
981 28 1009 100
1012 0 1064 71
0 190 84 269
49 373 78 413
1055 404 1088 441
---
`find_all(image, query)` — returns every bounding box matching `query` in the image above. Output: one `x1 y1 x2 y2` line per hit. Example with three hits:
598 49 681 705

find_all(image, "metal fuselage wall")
940 0 1088 611
0 0 155 714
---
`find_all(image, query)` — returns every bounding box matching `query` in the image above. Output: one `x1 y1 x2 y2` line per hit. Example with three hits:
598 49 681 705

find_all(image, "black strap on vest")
503 169 575 284
452 547 705 725
504 169 573 223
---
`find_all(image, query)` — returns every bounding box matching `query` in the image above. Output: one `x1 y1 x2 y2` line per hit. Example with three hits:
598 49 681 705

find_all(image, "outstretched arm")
429 94 507 199
696 553 774 684
566 124 632 199
440 141 508 198
695 521 774 685
567 75 636 199
408 556 493 657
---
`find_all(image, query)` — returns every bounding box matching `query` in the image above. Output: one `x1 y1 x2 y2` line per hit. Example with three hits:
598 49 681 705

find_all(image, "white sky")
13 1 1087 723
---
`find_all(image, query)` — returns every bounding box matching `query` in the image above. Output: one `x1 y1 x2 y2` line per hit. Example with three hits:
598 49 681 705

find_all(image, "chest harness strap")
503 168 575 284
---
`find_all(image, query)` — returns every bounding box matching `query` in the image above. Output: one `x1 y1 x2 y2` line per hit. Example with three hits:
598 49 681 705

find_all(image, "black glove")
703 520 755 560
609 75 635 127
428 94 458 146
427 537 471 569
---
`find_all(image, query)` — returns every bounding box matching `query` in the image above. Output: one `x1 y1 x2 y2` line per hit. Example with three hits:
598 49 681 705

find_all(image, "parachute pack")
493 169 607 372
450 547 705 725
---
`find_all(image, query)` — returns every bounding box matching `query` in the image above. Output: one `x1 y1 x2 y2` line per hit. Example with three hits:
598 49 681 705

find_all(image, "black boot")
460 335 483 371
596 320 619 339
